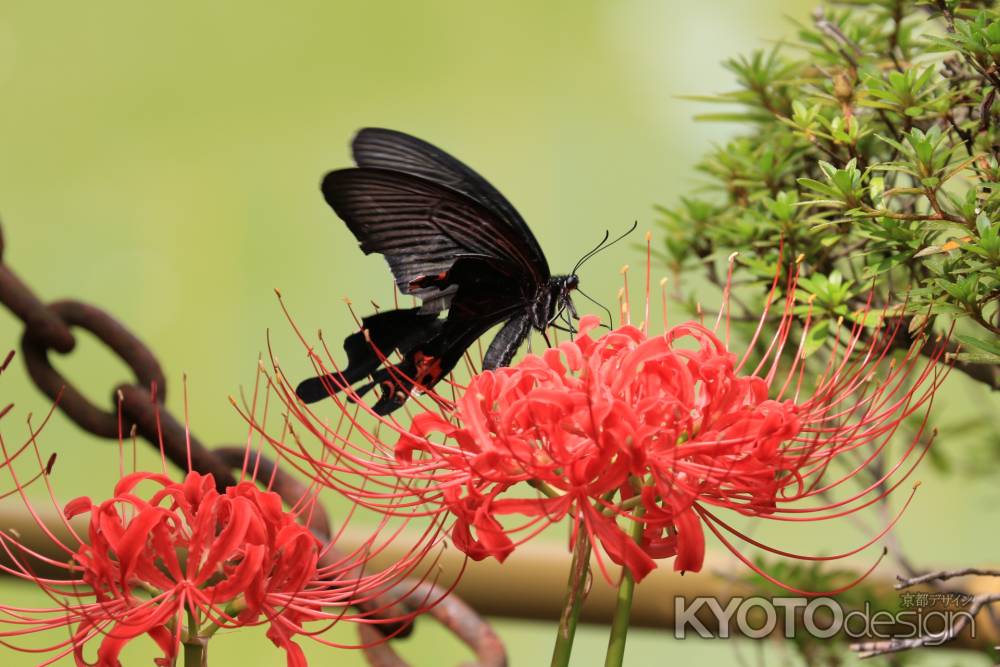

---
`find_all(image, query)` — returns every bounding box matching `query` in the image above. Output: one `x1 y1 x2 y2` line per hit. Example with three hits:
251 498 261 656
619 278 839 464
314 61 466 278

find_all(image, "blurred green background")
0 1 996 664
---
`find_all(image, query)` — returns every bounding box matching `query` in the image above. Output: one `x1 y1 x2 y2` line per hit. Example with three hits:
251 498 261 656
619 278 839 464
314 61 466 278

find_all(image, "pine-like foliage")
659 0 1000 391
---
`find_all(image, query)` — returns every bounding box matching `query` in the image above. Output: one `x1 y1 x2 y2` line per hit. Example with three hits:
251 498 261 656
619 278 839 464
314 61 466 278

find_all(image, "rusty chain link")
0 227 75 354
360 582 507 667
0 220 510 663
0 223 237 489
22 300 165 437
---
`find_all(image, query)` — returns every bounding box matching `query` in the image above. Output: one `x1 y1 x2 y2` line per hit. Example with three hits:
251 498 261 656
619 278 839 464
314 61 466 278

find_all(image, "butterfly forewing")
321 168 544 310
351 128 549 282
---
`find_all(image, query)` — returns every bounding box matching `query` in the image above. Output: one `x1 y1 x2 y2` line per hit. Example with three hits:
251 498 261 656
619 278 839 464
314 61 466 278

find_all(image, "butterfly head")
560 274 580 318
537 274 580 333
546 223 638 333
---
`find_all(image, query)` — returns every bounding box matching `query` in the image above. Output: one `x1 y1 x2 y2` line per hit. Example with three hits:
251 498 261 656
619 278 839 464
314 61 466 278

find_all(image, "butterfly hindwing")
295 307 442 403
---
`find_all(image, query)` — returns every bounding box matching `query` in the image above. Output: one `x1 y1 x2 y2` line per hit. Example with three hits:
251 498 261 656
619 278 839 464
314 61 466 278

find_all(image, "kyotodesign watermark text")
674 596 975 645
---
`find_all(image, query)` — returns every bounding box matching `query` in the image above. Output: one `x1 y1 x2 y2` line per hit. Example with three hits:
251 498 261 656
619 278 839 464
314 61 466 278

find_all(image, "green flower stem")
603 510 645 667
199 596 246 641
184 610 208 667
183 639 207 667
529 479 562 499
550 518 592 667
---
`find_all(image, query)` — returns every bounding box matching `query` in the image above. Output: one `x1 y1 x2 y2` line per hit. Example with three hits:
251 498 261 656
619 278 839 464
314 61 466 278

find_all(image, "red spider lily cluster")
54 471 321 666
261 249 948 592
0 369 443 667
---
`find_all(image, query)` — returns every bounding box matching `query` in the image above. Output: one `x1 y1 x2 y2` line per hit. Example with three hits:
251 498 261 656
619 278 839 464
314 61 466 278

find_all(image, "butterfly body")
297 128 578 415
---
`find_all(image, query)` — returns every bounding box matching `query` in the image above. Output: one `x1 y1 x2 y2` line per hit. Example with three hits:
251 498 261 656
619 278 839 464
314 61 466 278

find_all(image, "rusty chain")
360 582 507 667
0 220 508 665
0 223 238 489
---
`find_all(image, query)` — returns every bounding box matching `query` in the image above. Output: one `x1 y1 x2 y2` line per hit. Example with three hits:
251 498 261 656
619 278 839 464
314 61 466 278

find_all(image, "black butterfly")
296 128 588 415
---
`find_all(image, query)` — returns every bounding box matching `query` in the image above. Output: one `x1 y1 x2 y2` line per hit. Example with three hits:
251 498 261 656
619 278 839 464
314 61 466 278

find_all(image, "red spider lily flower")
263 243 949 593
54 470 322 667
0 368 444 667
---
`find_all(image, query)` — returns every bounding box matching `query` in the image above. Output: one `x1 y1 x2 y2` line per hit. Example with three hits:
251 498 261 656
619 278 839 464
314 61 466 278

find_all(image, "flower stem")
183 639 206 667
550 518 592 667
603 511 645 667
184 610 207 667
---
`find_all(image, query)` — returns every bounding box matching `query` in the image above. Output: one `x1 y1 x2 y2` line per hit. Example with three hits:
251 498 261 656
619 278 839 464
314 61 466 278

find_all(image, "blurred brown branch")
852 569 1000 658
3 503 996 654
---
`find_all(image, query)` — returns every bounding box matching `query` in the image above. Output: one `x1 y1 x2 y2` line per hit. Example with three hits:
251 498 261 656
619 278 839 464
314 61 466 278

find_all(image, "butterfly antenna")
572 221 640 275
572 230 610 275
576 288 613 329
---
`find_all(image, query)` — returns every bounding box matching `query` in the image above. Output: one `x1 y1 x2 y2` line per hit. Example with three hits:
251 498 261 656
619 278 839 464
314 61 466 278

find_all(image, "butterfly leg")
540 329 553 349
